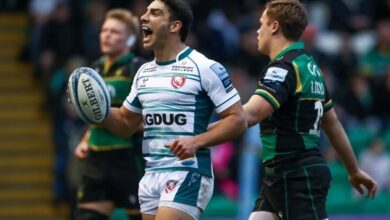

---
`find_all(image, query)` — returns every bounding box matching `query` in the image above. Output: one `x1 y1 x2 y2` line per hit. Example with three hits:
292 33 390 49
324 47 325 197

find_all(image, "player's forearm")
322 113 359 174
101 107 139 138
243 95 275 127
197 112 247 148
80 130 90 144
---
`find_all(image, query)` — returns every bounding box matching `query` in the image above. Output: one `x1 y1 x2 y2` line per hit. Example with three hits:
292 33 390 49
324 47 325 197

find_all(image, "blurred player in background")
74 9 145 220
98 0 247 219
241 0 378 219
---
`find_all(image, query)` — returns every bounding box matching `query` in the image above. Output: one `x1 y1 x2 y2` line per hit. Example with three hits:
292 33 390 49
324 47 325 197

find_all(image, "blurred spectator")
372 67 390 121
359 19 390 80
301 24 331 67
40 2 80 88
328 0 375 33
203 5 240 61
0 0 25 11
47 55 87 204
234 11 269 78
373 0 390 21
337 74 374 120
81 0 107 63
332 33 359 82
20 0 60 78
359 138 390 191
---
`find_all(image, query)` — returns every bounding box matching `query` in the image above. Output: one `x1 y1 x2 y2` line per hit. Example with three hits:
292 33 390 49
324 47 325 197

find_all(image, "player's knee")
248 211 279 220
77 208 109 220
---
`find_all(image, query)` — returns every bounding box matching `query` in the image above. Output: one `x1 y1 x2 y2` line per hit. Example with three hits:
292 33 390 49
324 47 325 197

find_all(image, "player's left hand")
165 138 199 160
349 169 377 198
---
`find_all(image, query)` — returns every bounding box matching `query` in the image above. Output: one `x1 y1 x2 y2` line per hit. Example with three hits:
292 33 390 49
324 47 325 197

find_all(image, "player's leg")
157 171 214 220
76 152 114 219
126 209 142 220
138 173 162 220
142 214 156 220
248 211 279 220
107 149 144 220
250 189 280 220
156 206 194 220
77 201 114 220
281 164 331 220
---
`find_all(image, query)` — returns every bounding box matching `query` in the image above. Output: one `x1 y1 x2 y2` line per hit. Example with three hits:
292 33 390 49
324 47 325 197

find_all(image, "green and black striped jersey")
256 42 333 164
88 52 145 151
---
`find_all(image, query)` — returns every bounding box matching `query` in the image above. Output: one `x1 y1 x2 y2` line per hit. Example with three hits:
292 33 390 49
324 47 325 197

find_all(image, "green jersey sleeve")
255 62 296 110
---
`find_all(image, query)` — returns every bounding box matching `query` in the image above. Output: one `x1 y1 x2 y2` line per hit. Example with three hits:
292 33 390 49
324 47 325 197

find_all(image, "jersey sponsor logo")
210 63 233 92
171 65 194 72
171 75 186 89
140 77 149 88
165 180 179 193
144 65 157 73
264 67 288 82
144 113 187 125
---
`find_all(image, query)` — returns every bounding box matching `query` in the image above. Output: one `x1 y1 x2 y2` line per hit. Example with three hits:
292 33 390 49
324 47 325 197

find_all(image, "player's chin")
101 47 111 54
142 42 153 50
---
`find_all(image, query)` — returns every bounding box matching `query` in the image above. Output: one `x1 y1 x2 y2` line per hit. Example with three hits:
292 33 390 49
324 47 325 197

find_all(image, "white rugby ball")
67 67 110 123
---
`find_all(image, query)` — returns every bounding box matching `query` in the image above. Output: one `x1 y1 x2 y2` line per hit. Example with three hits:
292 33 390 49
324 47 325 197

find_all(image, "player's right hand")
349 169 377 198
75 142 89 159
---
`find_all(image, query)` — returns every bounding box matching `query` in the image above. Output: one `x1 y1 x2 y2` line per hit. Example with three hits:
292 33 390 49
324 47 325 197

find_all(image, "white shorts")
138 170 214 220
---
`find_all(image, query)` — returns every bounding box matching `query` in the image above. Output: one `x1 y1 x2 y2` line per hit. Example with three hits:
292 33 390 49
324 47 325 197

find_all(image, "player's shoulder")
188 49 225 72
136 61 156 74
262 62 293 83
90 56 105 70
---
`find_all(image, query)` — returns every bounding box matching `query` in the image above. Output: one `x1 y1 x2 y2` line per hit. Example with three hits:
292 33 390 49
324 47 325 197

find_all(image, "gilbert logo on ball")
68 67 110 123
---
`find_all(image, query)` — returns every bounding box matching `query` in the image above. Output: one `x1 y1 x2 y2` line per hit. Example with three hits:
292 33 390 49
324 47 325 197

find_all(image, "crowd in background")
1 0 389 218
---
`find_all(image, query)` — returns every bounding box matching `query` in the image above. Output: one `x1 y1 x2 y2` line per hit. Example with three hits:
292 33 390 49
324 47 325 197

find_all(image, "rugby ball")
67 67 110 123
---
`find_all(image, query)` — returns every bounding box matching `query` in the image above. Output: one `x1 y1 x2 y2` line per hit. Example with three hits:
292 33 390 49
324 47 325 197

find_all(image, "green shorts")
77 149 144 209
253 163 331 220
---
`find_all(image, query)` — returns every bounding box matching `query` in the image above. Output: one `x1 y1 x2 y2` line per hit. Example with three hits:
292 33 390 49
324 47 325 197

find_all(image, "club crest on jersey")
171 75 186 89
165 180 179 193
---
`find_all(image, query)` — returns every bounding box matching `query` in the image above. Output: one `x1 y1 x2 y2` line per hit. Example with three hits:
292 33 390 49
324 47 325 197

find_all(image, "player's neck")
105 49 129 68
269 38 293 60
154 40 186 63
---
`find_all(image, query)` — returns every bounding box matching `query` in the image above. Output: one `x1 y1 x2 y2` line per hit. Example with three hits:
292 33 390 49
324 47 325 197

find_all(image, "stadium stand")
0 12 67 220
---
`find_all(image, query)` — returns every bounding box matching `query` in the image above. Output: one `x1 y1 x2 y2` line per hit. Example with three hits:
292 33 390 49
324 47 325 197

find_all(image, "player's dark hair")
159 0 193 42
265 0 308 41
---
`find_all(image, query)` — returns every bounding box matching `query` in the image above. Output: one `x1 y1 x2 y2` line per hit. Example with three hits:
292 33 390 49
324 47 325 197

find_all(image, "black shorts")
77 148 145 209
253 163 331 220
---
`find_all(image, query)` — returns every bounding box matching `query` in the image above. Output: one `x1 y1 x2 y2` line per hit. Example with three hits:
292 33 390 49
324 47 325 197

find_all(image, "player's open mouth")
142 26 153 41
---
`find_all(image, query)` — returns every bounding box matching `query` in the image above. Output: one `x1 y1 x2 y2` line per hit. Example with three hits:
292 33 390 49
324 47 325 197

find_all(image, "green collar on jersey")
155 47 193 66
274 42 304 60
96 52 135 67
110 52 135 66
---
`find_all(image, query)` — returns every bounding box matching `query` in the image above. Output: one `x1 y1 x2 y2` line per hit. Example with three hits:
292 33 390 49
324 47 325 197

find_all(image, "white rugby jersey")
123 47 240 177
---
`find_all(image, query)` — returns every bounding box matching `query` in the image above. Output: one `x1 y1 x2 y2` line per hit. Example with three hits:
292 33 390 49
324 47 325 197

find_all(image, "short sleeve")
322 83 333 112
201 62 240 113
123 67 143 113
255 63 296 110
